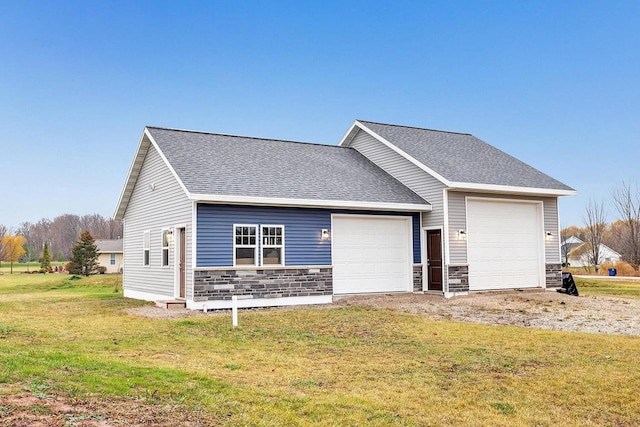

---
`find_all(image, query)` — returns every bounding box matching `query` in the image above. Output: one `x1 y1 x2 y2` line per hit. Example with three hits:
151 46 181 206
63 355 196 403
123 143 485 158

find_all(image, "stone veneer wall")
545 263 562 288
447 265 469 293
193 267 332 301
413 264 423 292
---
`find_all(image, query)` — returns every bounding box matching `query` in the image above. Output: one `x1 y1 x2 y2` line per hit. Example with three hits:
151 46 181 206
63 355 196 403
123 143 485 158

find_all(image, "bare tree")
583 199 607 273
0 224 7 267
612 181 640 268
14 214 123 261
560 227 572 266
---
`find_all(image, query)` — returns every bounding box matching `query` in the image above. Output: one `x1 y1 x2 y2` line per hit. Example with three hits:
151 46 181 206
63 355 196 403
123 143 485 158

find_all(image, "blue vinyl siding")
196 204 421 267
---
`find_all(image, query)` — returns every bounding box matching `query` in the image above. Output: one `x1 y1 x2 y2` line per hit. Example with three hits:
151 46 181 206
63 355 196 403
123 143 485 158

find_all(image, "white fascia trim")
353 121 452 186
187 295 333 310
337 121 361 147
114 128 196 220
189 194 432 212
191 201 197 296
114 131 150 220
144 128 192 198
449 182 577 196
124 289 173 302
341 122 576 198
442 188 450 265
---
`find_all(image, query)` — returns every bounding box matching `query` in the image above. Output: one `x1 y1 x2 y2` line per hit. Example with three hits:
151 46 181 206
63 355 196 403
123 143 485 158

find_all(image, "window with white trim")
162 229 171 267
143 231 150 266
261 225 284 265
234 225 257 265
110 253 116 265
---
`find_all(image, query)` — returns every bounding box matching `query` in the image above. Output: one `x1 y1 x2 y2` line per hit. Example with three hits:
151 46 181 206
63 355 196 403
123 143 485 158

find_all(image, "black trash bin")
558 272 579 296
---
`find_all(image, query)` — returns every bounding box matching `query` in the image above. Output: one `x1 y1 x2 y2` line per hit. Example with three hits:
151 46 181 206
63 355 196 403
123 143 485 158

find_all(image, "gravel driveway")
335 290 640 336
127 289 640 336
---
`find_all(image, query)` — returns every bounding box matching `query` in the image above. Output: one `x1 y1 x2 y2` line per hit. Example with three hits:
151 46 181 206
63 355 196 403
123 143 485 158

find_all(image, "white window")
110 253 116 265
143 231 150 266
162 229 171 267
261 225 284 265
234 225 257 266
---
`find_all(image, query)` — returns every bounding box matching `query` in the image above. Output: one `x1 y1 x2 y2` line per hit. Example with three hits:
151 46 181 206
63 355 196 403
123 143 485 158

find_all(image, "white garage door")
332 215 412 294
467 199 543 291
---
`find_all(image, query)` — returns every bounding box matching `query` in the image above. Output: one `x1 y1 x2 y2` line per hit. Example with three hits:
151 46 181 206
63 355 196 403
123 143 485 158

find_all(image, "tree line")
562 181 640 270
0 213 122 262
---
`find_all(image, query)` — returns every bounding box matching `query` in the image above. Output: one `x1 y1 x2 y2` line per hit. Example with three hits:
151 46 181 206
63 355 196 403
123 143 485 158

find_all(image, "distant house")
561 235 584 265
114 120 575 309
562 236 621 267
95 239 123 273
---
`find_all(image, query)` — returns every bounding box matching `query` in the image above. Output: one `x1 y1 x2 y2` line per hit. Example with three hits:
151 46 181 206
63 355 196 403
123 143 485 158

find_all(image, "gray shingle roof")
358 120 575 191
147 127 430 207
96 239 123 253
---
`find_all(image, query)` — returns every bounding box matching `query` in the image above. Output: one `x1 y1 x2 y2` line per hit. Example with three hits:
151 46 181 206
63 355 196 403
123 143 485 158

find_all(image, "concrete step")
155 300 187 310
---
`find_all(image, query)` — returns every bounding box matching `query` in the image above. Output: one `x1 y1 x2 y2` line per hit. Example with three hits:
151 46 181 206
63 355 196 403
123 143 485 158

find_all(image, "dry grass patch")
0 274 639 425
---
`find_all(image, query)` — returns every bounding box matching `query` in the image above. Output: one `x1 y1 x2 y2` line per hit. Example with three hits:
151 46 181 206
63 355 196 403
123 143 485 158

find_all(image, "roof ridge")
357 119 472 136
145 125 344 149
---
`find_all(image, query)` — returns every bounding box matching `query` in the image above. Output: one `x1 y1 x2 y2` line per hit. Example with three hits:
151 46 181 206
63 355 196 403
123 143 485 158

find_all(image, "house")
562 236 621 267
95 239 123 274
560 235 584 266
114 120 575 309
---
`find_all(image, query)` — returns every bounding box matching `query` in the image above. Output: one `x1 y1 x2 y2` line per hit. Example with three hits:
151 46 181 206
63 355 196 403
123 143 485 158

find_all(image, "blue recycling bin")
608 268 617 276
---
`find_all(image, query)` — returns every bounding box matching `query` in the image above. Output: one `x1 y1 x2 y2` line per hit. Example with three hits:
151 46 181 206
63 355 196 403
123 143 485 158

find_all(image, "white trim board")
124 289 173 302
340 121 576 198
189 194 431 212
187 295 333 310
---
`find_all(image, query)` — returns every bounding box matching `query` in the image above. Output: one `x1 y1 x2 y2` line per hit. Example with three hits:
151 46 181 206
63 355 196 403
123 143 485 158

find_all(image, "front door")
179 228 186 299
427 230 443 291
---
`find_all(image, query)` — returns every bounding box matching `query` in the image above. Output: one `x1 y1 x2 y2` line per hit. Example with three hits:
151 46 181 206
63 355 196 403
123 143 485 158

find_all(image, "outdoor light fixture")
458 229 467 239
545 231 553 240
321 229 330 240
166 229 175 245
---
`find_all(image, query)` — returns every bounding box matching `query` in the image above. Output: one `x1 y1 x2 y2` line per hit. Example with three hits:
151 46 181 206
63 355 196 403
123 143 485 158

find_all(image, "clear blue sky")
1 1 638 230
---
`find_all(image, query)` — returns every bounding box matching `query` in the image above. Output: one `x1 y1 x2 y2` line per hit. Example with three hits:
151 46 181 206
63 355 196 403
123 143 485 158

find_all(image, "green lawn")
575 276 640 299
0 274 639 425
0 261 67 274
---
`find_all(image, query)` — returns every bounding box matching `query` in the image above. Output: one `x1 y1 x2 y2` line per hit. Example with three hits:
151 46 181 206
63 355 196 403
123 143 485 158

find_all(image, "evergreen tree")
40 241 52 272
69 230 99 276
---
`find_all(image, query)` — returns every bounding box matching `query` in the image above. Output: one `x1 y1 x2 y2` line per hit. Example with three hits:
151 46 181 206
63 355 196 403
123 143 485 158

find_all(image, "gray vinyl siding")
350 130 445 230
543 197 560 262
447 192 561 264
122 138 193 300
447 191 468 264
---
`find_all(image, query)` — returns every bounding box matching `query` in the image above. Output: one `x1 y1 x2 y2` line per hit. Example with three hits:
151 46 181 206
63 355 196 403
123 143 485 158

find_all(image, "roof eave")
113 129 152 221
189 193 432 212
337 120 361 147
448 182 577 197
114 127 193 221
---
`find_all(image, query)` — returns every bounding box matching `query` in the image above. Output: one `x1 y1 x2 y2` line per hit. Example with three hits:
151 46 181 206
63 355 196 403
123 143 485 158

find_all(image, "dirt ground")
335 289 640 336
0 393 216 427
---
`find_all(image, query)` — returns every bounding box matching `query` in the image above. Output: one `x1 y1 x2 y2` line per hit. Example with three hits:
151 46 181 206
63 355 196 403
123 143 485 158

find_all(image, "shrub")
600 261 637 276
97 266 107 274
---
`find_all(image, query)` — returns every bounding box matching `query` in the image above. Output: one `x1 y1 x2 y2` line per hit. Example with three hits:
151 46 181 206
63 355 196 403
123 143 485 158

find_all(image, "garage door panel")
467 200 542 291
332 216 412 295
